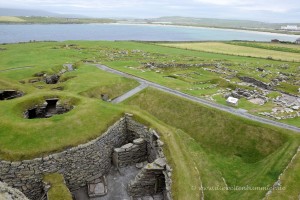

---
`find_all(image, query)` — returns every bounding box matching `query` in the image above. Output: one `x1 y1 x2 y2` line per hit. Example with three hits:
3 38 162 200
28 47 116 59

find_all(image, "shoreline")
1 21 299 38
0 23 298 44
108 22 300 38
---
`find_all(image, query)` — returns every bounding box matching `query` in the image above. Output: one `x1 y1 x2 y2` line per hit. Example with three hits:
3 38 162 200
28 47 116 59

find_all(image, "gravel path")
94 64 300 133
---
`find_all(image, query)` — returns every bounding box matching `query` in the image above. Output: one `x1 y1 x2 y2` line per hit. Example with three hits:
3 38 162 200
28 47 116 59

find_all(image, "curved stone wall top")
0 181 29 200
0 114 172 200
0 117 128 199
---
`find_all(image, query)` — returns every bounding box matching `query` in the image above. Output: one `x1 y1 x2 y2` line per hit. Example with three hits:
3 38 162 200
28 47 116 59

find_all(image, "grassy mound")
0 42 140 160
160 42 300 62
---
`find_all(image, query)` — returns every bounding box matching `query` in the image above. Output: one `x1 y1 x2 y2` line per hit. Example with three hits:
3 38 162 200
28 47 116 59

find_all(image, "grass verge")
43 173 72 200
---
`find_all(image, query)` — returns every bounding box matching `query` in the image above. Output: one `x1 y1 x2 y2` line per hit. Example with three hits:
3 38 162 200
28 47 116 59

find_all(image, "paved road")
111 83 148 103
94 64 300 133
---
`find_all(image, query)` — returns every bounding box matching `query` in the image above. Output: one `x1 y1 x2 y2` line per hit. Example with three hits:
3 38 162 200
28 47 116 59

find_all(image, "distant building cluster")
280 25 300 31
271 38 300 44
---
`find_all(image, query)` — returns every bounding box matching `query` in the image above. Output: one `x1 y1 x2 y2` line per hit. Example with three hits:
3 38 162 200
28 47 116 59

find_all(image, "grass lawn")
0 41 299 199
0 16 25 22
160 42 300 62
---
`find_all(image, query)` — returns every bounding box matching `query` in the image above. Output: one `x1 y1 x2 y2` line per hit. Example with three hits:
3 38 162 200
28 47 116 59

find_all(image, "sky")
1 0 300 22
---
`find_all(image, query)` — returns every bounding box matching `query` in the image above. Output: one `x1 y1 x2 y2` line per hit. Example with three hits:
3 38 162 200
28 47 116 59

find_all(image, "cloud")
1 0 300 22
193 0 298 12
193 0 241 6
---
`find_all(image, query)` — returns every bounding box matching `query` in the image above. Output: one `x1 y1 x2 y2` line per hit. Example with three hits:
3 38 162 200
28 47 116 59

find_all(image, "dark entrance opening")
24 98 73 119
45 98 59 115
0 90 23 100
27 108 37 119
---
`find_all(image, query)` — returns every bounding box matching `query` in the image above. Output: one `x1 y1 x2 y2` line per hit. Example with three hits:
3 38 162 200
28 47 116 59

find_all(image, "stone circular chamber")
24 98 74 119
0 90 23 100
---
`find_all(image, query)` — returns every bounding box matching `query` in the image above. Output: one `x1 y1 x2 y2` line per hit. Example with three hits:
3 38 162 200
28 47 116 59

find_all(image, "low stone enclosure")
0 90 23 100
24 98 73 119
0 114 172 200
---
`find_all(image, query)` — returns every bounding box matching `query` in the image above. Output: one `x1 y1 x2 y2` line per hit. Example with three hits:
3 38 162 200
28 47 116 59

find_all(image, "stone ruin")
87 176 108 198
44 74 60 84
259 94 300 120
0 90 23 100
24 98 73 119
0 115 172 200
238 76 272 90
45 64 74 84
101 93 110 102
29 64 74 85
79 119 172 200
224 88 269 105
109 124 171 200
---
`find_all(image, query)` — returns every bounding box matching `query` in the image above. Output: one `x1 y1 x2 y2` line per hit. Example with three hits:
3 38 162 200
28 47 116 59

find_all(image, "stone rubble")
259 94 300 120
238 76 272 90
44 74 60 84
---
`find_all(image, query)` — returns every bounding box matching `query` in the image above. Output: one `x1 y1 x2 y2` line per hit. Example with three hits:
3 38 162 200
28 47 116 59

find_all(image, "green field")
228 41 300 53
0 16 25 22
0 16 115 24
160 42 300 62
0 41 300 199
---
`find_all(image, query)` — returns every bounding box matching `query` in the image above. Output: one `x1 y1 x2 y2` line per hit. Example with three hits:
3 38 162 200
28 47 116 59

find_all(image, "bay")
0 23 298 43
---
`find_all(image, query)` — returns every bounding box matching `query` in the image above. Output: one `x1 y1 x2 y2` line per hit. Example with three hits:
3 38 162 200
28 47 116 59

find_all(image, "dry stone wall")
128 158 167 197
239 76 272 90
0 117 128 200
0 114 172 200
126 117 172 200
113 138 148 168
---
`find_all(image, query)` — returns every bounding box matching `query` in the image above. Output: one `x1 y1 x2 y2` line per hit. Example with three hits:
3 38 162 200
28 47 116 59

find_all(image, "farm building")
296 38 300 44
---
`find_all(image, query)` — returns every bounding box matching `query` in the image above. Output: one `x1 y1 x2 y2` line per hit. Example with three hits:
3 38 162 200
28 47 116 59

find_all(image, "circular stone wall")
24 98 74 119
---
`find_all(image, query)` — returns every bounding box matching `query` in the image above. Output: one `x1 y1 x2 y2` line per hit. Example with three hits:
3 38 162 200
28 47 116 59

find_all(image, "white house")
226 97 239 106
296 38 300 44
281 25 299 31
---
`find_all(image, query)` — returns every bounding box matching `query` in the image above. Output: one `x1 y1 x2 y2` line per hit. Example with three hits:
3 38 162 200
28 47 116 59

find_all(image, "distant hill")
134 16 300 30
0 8 85 18
0 9 299 34
0 8 115 24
